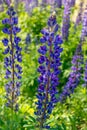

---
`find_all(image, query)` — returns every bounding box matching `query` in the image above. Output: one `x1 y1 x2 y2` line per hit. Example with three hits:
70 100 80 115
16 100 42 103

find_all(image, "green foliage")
0 2 87 130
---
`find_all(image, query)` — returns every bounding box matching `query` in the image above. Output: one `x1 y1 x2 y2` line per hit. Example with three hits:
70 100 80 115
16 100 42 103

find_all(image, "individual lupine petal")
2 38 9 46
37 65 46 74
54 35 63 45
54 24 59 33
12 17 18 25
41 28 49 36
38 55 46 64
12 26 21 35
2 28 10 34
2 18 10 24
3 46 10 54
38 45 47 55
40 36 47 43
14 36 21 44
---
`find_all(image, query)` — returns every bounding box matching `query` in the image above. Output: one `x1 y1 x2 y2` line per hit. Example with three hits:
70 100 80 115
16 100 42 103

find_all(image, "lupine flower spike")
80 5 87 42
35 12 63 129
2 6 22 111
55 0 62 8
83 60 87 88
70 0 76 7
62 0 71 40
75 1 83 28
59 43 83 102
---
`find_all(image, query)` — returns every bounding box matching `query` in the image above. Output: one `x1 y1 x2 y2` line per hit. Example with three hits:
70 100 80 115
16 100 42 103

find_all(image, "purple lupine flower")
70 0 75 7
35 12 63 129
62 1 71 40
0 0 4 12
2 6 22 111
25 0 38 14
41 0 47 6
83 60 87 87
55 0 62 8
80 5 87 42
75 1 84 28
59 43 83 102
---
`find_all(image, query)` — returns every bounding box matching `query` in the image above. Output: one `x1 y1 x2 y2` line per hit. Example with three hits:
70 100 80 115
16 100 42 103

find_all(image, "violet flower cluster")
75 1 83 28
70 0 76 7
80 5 87 42
83 60 87 88
62 1 71 40
58 43 83 102
25 0 38 14
55 0 62 8
2 6 22 111
35 12 63 129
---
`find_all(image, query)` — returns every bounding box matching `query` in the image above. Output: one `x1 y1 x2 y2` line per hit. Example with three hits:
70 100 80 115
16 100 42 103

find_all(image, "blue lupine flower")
83 60 87 87
70 0 76 7
75 1 83 28
58 43 83 102
62 1 71 40
35 12 63 129
55 0 62 8
2 6 22 111
80 5 87 42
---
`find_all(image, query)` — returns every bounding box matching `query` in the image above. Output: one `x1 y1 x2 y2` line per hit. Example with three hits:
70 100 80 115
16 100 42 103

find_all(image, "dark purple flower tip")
40 36 47 43
7 7 16 16
38 55 45 64
2 18 10 24
38 45 47 55
14 37 21 44
2 38 9 46
2 28 10 34
48 15 56 27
